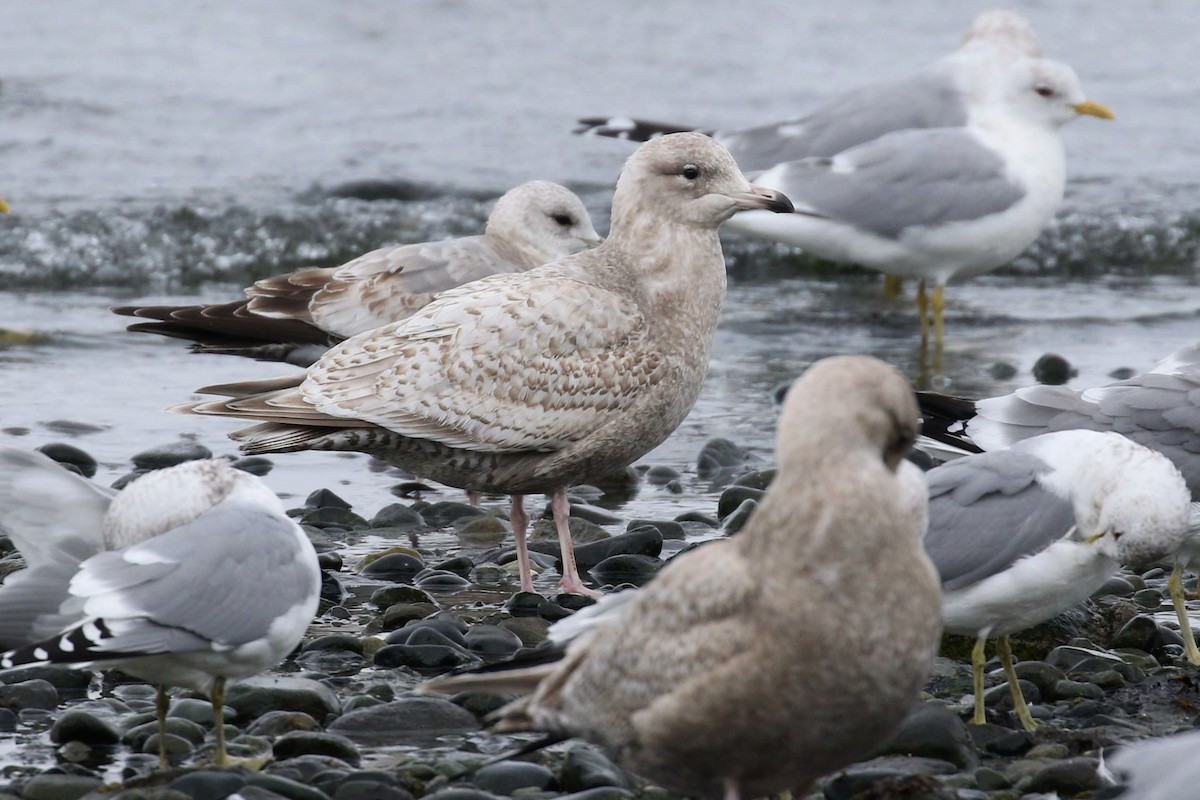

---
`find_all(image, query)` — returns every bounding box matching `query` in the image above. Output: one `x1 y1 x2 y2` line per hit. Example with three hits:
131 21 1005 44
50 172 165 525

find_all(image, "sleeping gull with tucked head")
419 355 942 800
0 449 320 767
577 9 1042 168
924 430 1189 731
174 132 793 598
112 180 602 365
919 340 1200 665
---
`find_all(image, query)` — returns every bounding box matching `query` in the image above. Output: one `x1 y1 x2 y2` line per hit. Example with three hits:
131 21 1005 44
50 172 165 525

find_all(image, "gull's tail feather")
574 116 709 142
111 301 337 355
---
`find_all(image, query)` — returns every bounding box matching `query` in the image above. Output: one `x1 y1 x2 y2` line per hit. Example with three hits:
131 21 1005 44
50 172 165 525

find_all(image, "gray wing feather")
0 561 82 648
925 450 1076 591
0 448 113 569
719 67 966 170
75 498 315 650
762 128 1025 237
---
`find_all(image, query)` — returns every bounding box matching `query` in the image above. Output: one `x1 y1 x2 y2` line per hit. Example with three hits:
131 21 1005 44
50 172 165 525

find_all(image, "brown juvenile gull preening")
419 356 943 799
175 132 793 597
112 180 602 365
0 449 321 768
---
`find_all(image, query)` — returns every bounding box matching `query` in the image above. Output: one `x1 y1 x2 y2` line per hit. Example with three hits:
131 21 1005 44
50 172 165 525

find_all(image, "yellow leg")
932 284 945 352
998 636 1037 732
156 686 170 769
1170 564 1200 666
971 636 987 725
212 676 228 767
883 275 904 299
917 281 930 344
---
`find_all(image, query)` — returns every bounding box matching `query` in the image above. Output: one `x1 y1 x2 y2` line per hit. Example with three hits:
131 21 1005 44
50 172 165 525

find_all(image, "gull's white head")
992 58 1114 129
959 9 1041 58
102 459 284 550
487 180 603 266
608 132 792 235
1020 430 1189 565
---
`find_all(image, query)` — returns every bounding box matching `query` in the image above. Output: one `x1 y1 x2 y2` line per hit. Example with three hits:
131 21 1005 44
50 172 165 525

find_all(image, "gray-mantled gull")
1107 728 1200 800
576 10 1041 169
726 56 1113 348
919 340 1200 665
419 355 941 800
924 429 1189 731
172 133 793 598
111 180 602 366
0 449 321 767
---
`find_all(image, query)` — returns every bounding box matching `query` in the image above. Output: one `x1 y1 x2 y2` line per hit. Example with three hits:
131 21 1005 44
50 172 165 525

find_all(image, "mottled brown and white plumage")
175 133 793 595
419 356 943 799
112 180 602 364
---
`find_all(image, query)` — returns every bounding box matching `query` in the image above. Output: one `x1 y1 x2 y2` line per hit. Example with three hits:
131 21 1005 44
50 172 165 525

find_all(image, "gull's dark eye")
552 214 573 226
1035 85 1055 98
681 164 700 180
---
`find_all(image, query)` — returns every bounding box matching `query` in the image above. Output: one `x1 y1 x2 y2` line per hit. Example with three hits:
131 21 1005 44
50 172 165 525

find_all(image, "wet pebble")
528 516 610 546
589 554 662 585
301 506 369 531
167 771 247 800
415 570 473 592
721 498 757 534
730 468 774 491
20 774 103 800
131 440 212 469
48 709 119 746
716 485 764 519
881 703 977 770
361 553 425 582
246 710 321 737
370 503 426 529
0 679 59 711
642 465 681 486
625 519 684 540
272 731 361 767
820 756 959 800
326 697 479 746
988 361 1018 380
1032 353 1076 385
695 437 750 481
473 761 557 795
564 527 662 571
231 455 274 476
1025 756 1102 795
560 744 631 792
225 677 340 725
421 502 488 528
464 625 523 657
35 442 97 477
431 556 475 578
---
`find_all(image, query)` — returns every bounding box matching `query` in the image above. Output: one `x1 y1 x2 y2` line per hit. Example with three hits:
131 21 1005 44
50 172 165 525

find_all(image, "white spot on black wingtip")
32 647 48 661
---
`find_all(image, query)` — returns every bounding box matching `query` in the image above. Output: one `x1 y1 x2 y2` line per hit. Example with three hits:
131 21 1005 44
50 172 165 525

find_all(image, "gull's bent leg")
998 635 1037 732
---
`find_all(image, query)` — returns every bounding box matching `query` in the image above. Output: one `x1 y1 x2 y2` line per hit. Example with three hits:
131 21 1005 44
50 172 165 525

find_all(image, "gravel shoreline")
0 437 1193 800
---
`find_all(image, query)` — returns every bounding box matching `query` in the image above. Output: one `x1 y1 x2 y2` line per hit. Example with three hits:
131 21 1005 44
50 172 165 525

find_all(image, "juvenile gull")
919 342 1200 664
0 449 321 767
577 10 1041 168
420 355 942 800
112 181 602 365
726 56 1113 348
174 133 793 597
924 430 1189 731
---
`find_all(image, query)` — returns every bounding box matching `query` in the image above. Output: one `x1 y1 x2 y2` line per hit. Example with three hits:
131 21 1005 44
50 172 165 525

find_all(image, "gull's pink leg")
551 488 602 597
510 494 534 593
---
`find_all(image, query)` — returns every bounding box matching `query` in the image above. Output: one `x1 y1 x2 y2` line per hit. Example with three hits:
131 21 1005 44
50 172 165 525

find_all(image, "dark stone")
415 570 472 592
326 697 480 745
625 520 685 540
422 790 507 800
131 440 212 469
673 510 720 527
247 773 336 800
361 553 425 582
983 678 1039 709
247 711 321 737
273 731 361 767
465 624 524 657
527 516 610 547
387 617 468 646
722 499 757 534
967 723 1034 756
564 527 662 571
878 703 977 769
231 455 274 476
731 468 775 490
589 554 662 586
302 634 364 655
431 556 475 578
1111 615 1160 651
988 361 1018 380
819 757 959 800
36 442 97 478
49 709 120 746
473 761 557 795
167 772 248 800
0 678 58 711
20 774 103 800
1052 678 1105 700
1026 756 1102 795
560 744 632 792
305 488 352 509
371 584 437 610
1032 353 1076 385
421 502 488 527
301 506 369 530
125 717 207 748
643 465 681 486
225 677 340 724
374 644 477 670
587 466 641 499
696 437 749 480
1011 661 1067 700
1095 575 1136 598
317 551 343 571
557 790 635 800
0 665 91 693
320 570 346 604
333 779 411 800
381 603 439 629
370 503 426 529
547 501 622 525
0 707 16 731
716 485 765 519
